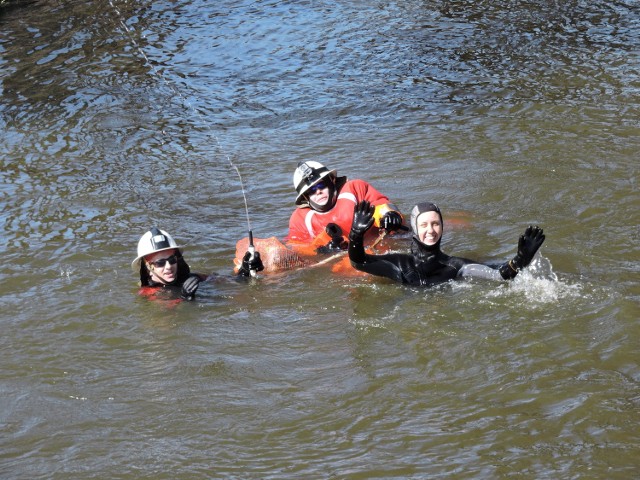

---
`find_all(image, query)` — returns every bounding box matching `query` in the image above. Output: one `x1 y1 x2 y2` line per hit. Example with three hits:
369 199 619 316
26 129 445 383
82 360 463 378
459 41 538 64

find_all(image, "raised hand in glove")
499 225 545 279
180 274 201 300
238 251 264 277
514 225 545 268
380 211 404 232
349 200 375 243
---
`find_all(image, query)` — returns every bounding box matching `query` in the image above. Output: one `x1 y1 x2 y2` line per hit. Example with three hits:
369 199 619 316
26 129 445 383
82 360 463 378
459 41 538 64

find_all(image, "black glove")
239 251 264 277
514 225 545 268
380 211 404 232
326 223 342 240
499 225 545 279
180 274 201 300
349 200 375 243
317 223 348 253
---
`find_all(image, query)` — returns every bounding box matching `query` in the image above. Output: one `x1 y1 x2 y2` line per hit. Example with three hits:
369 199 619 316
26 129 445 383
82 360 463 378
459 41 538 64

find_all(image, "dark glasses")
309 182 327 194
149 254 178 268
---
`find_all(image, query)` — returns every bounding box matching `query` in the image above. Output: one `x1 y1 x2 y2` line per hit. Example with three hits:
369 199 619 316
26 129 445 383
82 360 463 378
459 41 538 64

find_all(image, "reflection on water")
1 0 639 477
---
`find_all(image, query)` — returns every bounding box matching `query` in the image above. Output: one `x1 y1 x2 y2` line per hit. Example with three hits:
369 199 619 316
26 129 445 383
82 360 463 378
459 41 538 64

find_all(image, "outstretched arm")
457 263 504 281
456 226 545 282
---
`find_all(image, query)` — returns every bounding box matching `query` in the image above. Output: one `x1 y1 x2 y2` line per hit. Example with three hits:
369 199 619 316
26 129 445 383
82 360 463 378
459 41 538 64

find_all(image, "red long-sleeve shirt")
286 179 391 243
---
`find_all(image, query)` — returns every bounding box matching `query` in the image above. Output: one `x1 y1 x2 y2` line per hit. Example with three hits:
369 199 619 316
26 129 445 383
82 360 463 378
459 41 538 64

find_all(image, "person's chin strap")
309 184 337 212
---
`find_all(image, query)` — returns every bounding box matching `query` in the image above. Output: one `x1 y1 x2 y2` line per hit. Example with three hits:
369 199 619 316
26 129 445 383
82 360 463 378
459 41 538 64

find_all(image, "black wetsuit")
349 237 504 286
138 252 260 299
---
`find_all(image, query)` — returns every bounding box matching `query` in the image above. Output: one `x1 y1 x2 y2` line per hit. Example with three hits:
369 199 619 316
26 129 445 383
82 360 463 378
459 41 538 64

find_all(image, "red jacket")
286 179 391 243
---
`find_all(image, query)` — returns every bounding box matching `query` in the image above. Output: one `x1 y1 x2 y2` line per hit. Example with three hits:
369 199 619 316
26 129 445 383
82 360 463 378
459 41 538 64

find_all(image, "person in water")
287 160 406 250
132 227 264 300
348 200 545 286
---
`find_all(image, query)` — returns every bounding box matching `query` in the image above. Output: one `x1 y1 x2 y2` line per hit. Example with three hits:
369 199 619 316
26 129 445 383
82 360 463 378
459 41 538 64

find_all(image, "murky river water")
1 0 639 478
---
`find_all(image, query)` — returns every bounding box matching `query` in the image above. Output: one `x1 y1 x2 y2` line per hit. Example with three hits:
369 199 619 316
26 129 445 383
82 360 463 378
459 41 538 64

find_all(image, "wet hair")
138 249 191 286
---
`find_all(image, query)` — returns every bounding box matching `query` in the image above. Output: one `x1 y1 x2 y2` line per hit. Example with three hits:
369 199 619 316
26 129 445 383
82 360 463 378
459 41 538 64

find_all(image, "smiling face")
145 248 179 284
416 211 443 246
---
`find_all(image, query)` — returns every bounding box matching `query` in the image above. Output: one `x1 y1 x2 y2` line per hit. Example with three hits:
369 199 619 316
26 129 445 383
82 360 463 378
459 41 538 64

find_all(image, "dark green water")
1 0 638 478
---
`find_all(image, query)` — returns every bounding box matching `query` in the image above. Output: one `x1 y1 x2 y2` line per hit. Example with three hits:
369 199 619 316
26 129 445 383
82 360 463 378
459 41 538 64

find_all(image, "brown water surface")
1 0 638 478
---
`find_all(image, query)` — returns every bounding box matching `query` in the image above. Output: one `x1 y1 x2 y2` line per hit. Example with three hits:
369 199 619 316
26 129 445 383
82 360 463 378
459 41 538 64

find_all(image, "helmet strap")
308 179 337 212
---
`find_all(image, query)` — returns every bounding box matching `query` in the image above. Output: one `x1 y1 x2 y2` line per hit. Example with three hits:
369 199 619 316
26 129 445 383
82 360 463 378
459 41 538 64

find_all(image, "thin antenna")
229 161 257 276
108 0 257 262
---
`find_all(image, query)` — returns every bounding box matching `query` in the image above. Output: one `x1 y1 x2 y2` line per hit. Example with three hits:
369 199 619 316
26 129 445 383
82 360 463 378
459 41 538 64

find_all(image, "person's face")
416 211 442 245
307 180 331 207
145 249 179 284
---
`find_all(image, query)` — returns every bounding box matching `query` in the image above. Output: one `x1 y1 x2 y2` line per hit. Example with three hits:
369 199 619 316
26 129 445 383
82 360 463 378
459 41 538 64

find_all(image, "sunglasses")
149 254 178 268
309 182 328 194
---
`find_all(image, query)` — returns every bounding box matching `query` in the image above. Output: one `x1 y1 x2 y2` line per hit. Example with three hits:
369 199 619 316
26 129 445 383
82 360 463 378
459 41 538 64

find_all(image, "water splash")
59 266 76 281
485 255 584 305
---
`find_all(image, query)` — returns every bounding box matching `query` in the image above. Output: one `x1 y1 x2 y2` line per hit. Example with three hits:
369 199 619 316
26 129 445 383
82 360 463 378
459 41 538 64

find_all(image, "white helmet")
131 227 181 271
293 161 337 205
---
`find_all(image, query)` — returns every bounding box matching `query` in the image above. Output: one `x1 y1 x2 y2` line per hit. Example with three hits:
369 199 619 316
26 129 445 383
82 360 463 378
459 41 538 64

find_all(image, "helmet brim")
294 169 337 205
131 246 181 271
